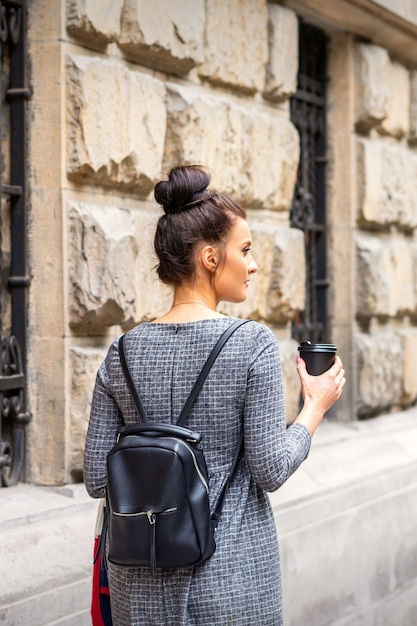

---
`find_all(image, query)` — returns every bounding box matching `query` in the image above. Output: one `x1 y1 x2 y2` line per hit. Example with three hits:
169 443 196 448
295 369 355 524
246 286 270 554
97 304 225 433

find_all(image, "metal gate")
0 0 31 487
290 20 329 344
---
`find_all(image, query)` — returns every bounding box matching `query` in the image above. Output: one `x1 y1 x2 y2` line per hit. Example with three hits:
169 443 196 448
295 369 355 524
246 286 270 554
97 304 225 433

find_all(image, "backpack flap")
117 422 202 446
106 424 215 572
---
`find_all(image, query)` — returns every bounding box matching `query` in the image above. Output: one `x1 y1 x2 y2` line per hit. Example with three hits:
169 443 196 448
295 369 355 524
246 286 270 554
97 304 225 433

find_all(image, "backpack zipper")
113 507 177 518
160 437 209 493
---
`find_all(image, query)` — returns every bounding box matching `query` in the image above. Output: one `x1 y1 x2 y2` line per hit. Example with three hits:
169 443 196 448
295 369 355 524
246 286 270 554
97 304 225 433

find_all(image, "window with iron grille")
290 20 329 344
0 0 31 487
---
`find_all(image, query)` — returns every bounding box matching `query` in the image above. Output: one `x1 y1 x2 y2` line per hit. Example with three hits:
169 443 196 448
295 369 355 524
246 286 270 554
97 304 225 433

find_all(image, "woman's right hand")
294 355 346 435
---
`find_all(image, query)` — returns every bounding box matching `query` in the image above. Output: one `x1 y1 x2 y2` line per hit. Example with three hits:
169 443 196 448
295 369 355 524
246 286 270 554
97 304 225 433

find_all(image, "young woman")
84 165 345 625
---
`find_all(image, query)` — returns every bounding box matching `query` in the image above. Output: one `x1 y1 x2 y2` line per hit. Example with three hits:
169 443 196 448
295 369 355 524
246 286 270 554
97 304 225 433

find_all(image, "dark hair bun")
154 165 211 214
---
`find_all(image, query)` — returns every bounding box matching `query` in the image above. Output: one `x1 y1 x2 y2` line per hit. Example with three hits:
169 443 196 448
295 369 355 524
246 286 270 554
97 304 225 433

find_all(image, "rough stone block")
221 223 305 324
356 332 403 416
357 139 417 229
411 240 417 312
66 54 166 194
68 202 138 331
164 84 299 211
410 71 417 146
130 209 173 322
69 346 107 480
378 61 410 139
66 0 124 49
354 43 389 133
198 0 268 94
25 337 67 485
396 329 417 405
118 0 205 75
264 4 298 102
242 109 299 211
356 233 415 319
276 337 302 424
407 152 417 228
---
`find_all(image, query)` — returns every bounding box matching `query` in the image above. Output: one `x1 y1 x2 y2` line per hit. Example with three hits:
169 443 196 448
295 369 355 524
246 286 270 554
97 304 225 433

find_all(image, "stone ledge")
0 484 98 625
272 408 417 626
0 483 93 529
1 410 417 624
282 0 417 66
273 408 417 519
2 578 91 626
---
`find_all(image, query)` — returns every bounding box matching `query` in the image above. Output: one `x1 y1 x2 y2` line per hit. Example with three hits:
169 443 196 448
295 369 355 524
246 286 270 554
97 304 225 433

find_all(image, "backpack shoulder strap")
176 318 250 427
211 430 243 530
119 318 251 527
178 318 249 528
119 333 148 423
119 318 250 425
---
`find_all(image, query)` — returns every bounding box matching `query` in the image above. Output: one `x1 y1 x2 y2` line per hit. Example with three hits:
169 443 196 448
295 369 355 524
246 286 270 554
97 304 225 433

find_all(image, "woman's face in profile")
213 218 257 304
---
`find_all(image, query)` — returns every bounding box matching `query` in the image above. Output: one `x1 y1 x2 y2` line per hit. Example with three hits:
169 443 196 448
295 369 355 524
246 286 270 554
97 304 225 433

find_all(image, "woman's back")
85 317 310 625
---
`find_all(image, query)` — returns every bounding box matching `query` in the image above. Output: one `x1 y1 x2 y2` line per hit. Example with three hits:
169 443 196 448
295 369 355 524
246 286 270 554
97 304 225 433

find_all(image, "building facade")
10 0 415 488
1 0 417 624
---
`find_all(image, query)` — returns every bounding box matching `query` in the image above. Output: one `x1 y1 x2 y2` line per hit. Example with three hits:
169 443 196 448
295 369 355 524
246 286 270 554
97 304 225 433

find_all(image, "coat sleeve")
243 325 311 492
83 341 124 498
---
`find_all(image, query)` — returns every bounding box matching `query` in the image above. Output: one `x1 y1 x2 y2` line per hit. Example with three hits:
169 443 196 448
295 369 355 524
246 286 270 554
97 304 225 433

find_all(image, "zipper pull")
147 511 156 525
148 512 157 575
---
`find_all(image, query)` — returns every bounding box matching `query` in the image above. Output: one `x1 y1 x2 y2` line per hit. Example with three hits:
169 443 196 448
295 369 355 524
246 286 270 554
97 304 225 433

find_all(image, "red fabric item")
91 535 106 626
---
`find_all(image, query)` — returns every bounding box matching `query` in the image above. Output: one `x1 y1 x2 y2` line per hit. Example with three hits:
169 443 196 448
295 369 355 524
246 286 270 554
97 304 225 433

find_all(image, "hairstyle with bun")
154 165 246 287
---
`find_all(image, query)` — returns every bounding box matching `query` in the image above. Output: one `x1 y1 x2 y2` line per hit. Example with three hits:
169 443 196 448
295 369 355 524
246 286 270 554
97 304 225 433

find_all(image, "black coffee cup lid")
298 341 337 352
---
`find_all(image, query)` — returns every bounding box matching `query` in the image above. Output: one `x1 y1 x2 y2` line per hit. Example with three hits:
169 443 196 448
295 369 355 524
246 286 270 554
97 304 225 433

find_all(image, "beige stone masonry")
68 202 138 331
27 2 68 485
356 233 415 319
357 138 417 230
66 54 166 194
397 329 417 404
276 337 302 424
70 346 107 479
66 0 124 49
354 42 410 139
222 223 305 324
264 4 298 102
118 0 205 75
130 209 172 322
412 240 417 310
164 84 299 211
356 331 403 416
326 32 357 421
378 60 410 139
410 71 417 146
198 0 268 94
283 0 417 66
354 43 389 134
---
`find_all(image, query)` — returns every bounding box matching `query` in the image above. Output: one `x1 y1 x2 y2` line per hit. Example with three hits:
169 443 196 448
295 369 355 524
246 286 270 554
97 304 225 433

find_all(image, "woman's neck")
151 290 225 324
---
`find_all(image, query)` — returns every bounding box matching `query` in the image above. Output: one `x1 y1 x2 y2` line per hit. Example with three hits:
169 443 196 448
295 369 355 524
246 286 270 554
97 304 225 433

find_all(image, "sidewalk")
1 409 417 625
0 483 98 625
272 408 417 625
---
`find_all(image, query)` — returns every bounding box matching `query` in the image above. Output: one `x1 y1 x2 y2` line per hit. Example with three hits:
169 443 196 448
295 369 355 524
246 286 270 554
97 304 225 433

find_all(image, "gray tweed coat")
84 318 311 626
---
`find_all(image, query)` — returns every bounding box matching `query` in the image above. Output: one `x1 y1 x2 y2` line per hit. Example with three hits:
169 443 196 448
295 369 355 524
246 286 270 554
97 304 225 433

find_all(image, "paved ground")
1 408 416 625
0 483 98 625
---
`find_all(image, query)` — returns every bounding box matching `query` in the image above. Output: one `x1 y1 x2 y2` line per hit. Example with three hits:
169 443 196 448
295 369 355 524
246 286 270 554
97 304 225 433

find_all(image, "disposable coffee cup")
298 341 337 376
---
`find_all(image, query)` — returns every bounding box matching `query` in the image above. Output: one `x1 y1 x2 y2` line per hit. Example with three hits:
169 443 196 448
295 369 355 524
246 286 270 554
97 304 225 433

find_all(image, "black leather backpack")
106 319 248 575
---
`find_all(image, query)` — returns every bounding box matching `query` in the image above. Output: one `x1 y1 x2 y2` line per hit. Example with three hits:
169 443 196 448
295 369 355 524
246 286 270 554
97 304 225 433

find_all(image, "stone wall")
26 0 417 485
28 0 306 484
353 42 417 417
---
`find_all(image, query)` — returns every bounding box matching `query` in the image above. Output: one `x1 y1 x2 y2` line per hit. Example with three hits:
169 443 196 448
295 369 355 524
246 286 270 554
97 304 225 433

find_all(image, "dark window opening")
290 20 329 344
0 0 31 487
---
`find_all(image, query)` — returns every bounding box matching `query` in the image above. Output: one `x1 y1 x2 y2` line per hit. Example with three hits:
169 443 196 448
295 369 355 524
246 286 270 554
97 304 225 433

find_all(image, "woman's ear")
200 245 218 273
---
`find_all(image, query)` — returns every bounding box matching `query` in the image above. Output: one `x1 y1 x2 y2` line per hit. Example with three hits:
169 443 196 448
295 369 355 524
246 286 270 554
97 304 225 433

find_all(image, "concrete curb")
0 484 98 625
